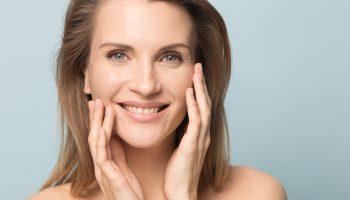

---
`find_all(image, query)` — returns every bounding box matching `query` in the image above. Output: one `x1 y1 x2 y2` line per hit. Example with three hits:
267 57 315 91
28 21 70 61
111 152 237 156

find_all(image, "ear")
83 68 91 94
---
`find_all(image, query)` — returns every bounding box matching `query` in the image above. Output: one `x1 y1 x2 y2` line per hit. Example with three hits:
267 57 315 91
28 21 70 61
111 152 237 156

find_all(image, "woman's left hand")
164 63 212 200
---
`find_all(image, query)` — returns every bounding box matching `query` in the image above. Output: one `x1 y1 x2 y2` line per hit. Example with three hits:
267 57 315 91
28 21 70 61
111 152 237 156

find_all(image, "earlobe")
83 69 91 94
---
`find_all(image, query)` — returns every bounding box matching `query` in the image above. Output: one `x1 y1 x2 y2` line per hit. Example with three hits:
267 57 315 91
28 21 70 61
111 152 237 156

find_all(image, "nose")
128 61 162 97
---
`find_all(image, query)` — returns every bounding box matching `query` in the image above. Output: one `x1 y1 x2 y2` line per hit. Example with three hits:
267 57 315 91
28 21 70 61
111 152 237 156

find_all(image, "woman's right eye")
106 50 128 62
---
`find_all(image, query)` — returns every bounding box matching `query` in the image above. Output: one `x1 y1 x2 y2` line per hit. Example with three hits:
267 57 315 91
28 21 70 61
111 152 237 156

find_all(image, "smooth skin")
29 0 287 199
88 63 210 200
82 1 209 199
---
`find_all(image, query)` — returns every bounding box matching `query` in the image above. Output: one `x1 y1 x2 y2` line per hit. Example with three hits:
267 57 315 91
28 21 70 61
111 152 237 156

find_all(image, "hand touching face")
84 0 196 148
164 63 212 200
87 62 212 200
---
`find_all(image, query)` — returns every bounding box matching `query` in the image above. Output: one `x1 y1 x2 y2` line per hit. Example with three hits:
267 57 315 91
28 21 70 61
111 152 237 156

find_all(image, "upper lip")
118 101 169 108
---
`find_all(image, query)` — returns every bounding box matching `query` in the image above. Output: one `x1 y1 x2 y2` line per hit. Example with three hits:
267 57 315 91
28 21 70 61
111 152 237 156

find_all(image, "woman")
30 0 287 199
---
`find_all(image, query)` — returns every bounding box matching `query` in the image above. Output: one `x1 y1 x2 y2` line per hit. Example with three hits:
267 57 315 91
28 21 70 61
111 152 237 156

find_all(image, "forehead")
92 0 194 48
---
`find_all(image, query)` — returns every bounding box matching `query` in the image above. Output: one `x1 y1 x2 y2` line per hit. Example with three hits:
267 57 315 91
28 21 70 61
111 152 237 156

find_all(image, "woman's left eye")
161 53 183 63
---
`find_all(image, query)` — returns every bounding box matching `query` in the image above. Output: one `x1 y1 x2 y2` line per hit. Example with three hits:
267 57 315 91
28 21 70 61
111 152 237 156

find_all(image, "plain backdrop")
0 0 349 199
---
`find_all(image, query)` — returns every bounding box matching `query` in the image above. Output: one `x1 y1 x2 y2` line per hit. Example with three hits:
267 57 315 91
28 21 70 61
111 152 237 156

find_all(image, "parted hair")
39 0 232 197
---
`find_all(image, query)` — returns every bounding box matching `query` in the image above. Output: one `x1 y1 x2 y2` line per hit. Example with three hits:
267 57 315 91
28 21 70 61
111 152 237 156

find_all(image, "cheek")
164 67 193 93
90 68 122 97
166 72 192 114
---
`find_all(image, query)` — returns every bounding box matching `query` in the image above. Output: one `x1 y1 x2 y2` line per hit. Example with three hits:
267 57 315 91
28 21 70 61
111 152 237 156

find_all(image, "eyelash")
106 50 183 63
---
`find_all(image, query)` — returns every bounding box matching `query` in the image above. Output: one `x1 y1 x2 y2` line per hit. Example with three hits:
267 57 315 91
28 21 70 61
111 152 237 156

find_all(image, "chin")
114 123 167 149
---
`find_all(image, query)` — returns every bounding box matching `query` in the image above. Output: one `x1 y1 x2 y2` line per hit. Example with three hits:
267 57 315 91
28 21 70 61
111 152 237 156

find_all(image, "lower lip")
120 105 168 123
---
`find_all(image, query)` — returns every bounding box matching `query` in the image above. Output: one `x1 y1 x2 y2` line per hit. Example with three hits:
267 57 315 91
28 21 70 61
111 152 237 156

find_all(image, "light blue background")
0 0 349 199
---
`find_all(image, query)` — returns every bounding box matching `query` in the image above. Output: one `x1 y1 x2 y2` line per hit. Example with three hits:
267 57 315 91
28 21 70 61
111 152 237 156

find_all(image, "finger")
88 100 112 188
93 162 103 188
102 106 115 142
194 63 211 128
88 99 104 159
179 87 200 154
95 129 129 188
88 100 103 183
199 63 212 108
195 64 212 168
102 161 140 199
88 100 94 121
96 127 108 166
198 63 212 144
103 161 129 189
88 100 97 160
198 133 211 168
88 100 95 157
193 63 209 116
93 127 109 183
203 134 211 163
109 136 135 181
95 128 120 181
193 64 211 149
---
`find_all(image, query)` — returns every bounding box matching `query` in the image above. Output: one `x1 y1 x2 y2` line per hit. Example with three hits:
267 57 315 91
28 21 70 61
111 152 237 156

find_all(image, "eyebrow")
99 42 192 52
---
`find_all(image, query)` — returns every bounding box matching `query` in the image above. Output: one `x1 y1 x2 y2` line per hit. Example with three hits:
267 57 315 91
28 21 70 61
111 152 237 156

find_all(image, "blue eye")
107 50 127 62
106 50 183 64
161 53 183 63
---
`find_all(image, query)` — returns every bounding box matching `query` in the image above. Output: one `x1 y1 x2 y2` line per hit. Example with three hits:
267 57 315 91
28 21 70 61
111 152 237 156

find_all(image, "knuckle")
96 159 102 166
96 156 104 166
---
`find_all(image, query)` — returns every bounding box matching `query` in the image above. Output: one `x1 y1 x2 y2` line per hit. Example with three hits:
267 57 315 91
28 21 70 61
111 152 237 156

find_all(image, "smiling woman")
28 0 286 200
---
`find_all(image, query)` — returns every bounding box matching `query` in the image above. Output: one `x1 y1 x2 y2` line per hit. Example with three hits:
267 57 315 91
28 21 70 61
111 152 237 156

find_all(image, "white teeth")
123 105 161 114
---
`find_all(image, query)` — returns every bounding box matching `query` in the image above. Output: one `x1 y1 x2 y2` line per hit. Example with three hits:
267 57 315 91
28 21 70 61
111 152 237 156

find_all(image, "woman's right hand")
88 99 144 200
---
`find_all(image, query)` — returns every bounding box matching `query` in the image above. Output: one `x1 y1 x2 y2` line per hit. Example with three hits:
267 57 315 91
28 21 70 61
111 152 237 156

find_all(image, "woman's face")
84 0 195 148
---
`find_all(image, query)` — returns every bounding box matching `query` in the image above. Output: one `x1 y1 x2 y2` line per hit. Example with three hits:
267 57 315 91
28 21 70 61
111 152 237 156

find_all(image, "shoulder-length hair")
40 0 232 197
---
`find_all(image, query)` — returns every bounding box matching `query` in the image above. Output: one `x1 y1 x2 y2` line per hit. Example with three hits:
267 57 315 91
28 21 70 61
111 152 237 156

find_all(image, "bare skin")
28 166 287 200
28 0 287 199
82 60 210 200
81 1 209 199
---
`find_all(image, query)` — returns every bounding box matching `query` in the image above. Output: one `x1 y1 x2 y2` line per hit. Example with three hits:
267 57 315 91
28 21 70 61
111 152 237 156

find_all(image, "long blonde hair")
40 0 232 197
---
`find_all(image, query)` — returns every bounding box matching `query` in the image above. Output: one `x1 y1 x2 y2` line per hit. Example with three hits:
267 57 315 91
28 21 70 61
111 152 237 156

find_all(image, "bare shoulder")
28 182 102 200
226 165 288 199
201 165 288 200
27 183 77 200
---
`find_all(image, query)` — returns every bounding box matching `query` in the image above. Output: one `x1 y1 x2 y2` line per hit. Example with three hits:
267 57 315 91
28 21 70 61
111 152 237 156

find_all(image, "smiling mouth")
119 103 169 114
